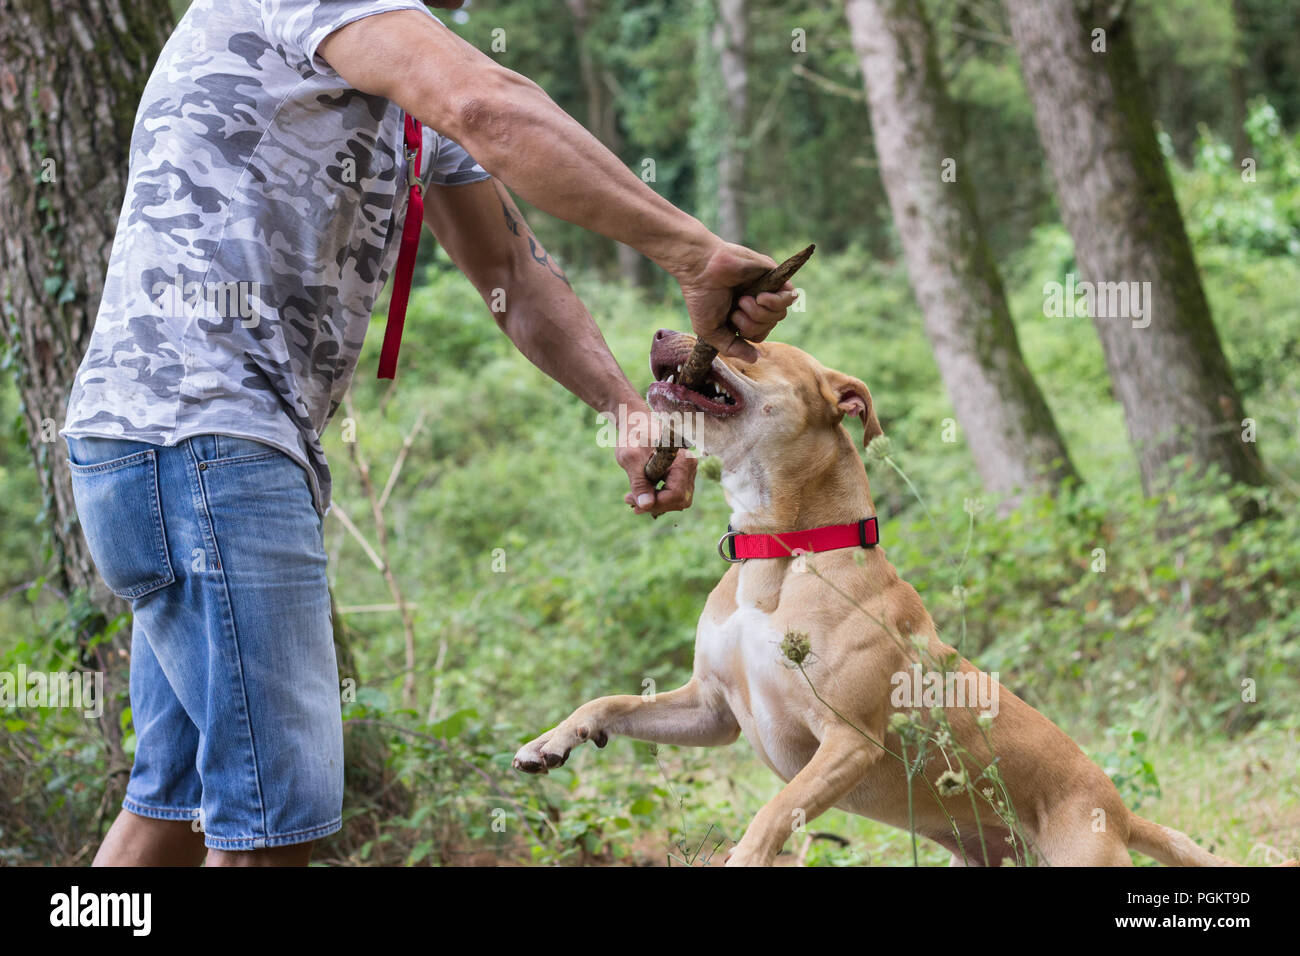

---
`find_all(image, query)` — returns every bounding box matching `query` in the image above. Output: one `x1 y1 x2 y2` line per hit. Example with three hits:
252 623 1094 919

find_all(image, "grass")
549 725 1300 867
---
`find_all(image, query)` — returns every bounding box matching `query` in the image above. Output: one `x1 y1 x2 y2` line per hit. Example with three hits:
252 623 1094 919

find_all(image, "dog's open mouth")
647 356 744 417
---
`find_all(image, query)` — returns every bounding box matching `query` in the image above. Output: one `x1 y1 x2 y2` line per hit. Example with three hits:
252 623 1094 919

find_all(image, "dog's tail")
1127 815 1300 867
1126 815 1238 866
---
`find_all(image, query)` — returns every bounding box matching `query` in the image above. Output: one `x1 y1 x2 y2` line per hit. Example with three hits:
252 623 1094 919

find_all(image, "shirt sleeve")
422 131 492 187
260 0 438 76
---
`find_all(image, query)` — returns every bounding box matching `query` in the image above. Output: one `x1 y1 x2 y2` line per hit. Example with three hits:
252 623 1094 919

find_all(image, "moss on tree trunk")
1004 0 1266 497
846 0 1079 500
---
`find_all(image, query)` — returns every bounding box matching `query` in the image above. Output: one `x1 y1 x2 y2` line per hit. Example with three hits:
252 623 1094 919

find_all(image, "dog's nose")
654 328 674 341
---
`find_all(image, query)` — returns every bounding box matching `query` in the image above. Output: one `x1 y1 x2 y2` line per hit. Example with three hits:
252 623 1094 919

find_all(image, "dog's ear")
820 368 883 448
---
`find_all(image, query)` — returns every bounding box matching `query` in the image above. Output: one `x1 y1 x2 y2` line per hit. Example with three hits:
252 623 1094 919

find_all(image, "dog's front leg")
727 730 878 866
513 678 739 774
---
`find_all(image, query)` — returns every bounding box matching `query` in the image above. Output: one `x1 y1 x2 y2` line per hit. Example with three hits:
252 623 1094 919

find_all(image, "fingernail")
637 493 655 508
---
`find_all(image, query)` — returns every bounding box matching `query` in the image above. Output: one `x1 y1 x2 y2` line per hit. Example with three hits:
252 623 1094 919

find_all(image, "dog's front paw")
512 723 609 774
512 731 562 774
724 840 775 867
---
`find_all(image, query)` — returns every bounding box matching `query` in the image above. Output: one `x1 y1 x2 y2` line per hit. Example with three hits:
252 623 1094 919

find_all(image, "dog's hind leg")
727 729 879 866
513 678 739 774
1042 831 1135 866
1126 815 1237 866
1031 802 1134 866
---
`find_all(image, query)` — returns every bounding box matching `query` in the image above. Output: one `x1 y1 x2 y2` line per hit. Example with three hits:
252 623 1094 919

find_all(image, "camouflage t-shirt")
61 0 489 515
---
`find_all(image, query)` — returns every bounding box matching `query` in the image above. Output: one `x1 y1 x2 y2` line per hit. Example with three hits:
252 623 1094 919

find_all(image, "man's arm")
317 10 795 360
422 177 695 516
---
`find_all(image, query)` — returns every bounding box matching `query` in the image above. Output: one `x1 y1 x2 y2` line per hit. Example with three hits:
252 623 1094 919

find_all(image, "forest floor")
645 727 1300 867
437 727 1300 867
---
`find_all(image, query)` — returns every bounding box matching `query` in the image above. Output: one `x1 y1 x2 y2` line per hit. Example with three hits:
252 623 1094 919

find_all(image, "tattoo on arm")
499 195 520 236
494 181 570 286
528 236 570 286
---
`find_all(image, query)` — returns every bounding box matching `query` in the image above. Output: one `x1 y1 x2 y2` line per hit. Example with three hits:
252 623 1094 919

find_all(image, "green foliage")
1180 103 1300 257
299 146 1300 859
5 172 1300 859
3 0 1300 866
1095 727 1163 812
0 590 123 864
916 467 1300 740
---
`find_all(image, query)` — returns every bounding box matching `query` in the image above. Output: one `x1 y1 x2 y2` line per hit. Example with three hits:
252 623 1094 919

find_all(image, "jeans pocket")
207 435 281 465
68 447 176 600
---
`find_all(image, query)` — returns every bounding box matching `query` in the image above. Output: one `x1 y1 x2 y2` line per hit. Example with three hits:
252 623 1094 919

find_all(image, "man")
61 0 794 866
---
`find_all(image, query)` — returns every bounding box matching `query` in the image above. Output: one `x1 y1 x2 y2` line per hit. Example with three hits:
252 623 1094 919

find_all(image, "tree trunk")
1228 0 1252 161
845 0 1078 498
711 0 748 243
565 0 650 287
0 0 176 799
1003 0 1266 495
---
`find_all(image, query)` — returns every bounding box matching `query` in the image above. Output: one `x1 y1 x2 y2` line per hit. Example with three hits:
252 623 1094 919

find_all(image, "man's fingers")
730 310 779 342
757 288 797 311
715 333 760 362
649 451 698 516
729 287 797 342
735 289 794 316
733 295 763 322
625 462 658 514
699 318 759 361
623 449 697 516
743 290 796 322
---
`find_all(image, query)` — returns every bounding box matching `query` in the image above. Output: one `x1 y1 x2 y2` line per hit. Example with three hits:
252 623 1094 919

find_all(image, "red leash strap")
718 517 879 562
378 113 424 380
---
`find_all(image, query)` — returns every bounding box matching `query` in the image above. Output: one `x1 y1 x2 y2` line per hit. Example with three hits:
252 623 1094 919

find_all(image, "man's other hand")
614 402 698 517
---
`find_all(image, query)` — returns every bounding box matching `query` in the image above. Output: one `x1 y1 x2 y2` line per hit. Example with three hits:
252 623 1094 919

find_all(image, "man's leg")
92 805 316 867
92 810 316 867
72 433 342 866
94 811 207 866
68 435 209 867
206 843 314 866
167 435 343 861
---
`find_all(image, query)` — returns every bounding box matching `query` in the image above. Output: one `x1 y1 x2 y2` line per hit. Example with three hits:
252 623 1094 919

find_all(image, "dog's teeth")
666 374 675 384
676 364 683 373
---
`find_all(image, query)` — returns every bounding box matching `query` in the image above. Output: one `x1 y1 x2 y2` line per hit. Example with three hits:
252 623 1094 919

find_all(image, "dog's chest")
696 597 819 781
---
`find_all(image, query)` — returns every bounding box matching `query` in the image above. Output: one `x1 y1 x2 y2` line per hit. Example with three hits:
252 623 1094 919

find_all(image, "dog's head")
647 329 882 479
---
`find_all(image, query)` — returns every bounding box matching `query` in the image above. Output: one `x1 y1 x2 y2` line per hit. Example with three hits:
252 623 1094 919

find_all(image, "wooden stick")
645 244 815 484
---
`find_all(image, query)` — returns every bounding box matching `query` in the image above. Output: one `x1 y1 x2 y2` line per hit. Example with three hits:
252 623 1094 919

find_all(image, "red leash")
378 113 424 379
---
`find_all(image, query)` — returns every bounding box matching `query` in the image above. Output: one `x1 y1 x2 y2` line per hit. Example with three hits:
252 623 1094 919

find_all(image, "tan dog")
514 330 1241 867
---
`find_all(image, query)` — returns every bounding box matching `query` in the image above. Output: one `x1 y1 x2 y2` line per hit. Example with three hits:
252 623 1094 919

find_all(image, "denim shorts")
64 433 343 850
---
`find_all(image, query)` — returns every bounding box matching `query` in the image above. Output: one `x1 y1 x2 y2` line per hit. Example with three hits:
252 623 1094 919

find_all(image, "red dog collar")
717 517 879 563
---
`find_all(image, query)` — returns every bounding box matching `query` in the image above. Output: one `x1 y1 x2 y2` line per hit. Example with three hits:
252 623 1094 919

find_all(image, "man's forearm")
319 12 716 280
491 269 641 418
422 178 642 417
427 73 713 281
